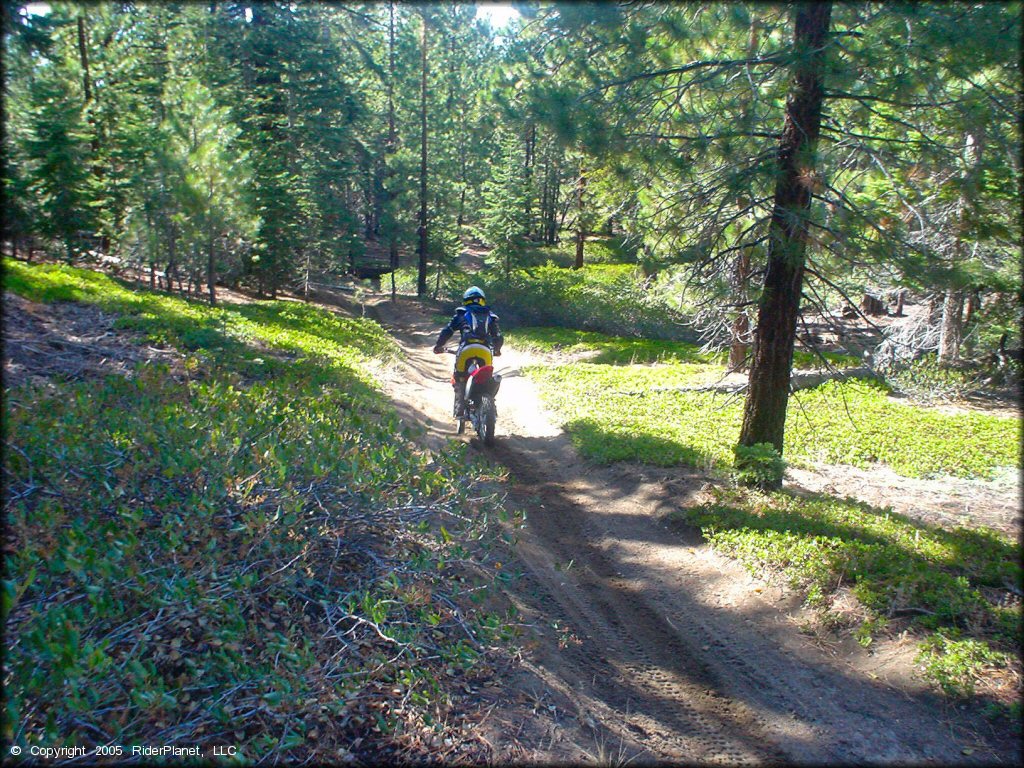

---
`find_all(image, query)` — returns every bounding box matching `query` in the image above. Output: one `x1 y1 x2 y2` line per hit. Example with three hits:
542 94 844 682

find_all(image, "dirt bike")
446 344 501 446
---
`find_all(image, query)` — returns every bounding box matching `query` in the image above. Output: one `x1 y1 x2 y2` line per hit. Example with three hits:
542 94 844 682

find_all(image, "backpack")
460 306 494 343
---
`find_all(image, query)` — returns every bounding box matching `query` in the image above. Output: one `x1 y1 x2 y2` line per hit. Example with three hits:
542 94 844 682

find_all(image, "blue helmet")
463 286 486 306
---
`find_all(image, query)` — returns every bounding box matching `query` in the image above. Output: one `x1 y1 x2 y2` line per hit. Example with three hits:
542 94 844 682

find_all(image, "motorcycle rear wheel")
455 392 466 434
478 395 496 447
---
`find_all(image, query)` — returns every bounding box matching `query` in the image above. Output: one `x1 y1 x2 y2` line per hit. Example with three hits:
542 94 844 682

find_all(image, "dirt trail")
364 294 1016 765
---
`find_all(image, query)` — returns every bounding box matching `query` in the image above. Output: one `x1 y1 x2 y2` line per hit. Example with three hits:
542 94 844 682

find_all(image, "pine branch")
824 90 962 109
579 52 788 100
820 120 957 151
625 131 780 141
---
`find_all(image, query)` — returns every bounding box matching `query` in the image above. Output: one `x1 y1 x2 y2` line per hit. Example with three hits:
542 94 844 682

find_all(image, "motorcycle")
446 344 501 446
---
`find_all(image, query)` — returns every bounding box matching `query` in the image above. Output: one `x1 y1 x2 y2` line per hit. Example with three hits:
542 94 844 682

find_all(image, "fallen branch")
888 606 937 617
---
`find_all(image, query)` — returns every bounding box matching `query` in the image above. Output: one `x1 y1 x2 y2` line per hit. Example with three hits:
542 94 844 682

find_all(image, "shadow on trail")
562 416 718 470
484 433 1016 765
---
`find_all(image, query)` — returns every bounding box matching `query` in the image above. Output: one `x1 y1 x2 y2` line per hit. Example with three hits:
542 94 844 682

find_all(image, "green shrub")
507 327 720 365
390 263 473 302
732 443 786 490
498 235 638 269
791 348 863 370
887 356 984 402
478 264 696 341
916 630 1011 698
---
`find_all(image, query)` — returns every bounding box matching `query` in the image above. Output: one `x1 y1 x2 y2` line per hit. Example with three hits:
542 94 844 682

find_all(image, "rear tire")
479 395 496 447
455 392 466 434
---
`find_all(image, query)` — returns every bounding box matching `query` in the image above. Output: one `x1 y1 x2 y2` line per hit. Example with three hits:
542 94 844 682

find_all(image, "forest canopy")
3 1 1020 368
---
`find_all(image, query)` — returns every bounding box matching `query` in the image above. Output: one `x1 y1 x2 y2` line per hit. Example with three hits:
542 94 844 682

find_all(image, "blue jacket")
435 305 503 352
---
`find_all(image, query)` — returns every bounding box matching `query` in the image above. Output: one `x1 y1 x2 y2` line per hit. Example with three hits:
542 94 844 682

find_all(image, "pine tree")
478 131 531 277
737 3 832 477
23 73 97 261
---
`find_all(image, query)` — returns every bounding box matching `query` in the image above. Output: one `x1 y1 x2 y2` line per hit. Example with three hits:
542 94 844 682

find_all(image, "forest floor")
348 287 1021 765
5 269 1019 764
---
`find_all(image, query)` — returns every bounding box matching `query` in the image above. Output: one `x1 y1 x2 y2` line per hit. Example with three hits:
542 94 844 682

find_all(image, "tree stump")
860 293 887 316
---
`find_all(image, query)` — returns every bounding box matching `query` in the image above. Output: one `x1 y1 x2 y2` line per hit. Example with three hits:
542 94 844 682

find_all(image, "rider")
433 286 503 418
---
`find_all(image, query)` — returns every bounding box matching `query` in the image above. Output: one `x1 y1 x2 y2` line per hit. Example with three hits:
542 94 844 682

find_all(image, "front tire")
478 395 496 447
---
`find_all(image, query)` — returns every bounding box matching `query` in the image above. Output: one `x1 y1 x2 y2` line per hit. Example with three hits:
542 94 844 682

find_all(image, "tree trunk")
207 230 216 306
303 248 312 302
416 10 429 297
738 2 832 479
165 223 177 293
728 313 751 372
434 256 442 300
524 122 535 238
728 248 752 372
545 144 561 246
540 150 550 243
77 17 92 104
938 132 983 367
574 160 586 270
728 16 762 374
860 293 886 316
964 288 981 326
938 289 964 364
387 0 399 302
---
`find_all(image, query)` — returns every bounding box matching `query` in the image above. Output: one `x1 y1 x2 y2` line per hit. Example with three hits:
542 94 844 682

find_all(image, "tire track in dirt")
491 457 784 764
492 442 993 765
364 294 1015 765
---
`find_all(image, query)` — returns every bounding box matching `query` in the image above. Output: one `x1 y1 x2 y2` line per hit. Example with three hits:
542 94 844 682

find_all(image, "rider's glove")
433 345 444 354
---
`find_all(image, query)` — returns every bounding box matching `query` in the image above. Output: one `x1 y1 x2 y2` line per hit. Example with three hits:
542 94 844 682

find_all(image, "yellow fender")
455 343 493 373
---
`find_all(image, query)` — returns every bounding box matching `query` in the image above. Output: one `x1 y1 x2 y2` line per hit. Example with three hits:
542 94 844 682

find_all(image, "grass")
525 353 1020 480
507 327 723 365
3 259 521 761
508 326 862 369
785 379 1019 478
673 486 1020 702
886 355 1016 403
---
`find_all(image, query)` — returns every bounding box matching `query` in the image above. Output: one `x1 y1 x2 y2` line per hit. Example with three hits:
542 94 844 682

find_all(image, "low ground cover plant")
507 327 723 365
3 260 520 761
508 327 861 370
526 354 1019 480
674 486 1021 704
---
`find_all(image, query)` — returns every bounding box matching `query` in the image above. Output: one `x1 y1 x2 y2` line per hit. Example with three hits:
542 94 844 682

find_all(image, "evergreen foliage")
5 2 1018 363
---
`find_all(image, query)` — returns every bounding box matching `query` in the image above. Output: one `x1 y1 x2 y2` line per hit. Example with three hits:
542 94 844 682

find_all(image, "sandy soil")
359 293 1021 765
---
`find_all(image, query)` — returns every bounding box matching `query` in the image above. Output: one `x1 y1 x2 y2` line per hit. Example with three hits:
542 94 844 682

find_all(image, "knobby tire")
480 395 496 447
